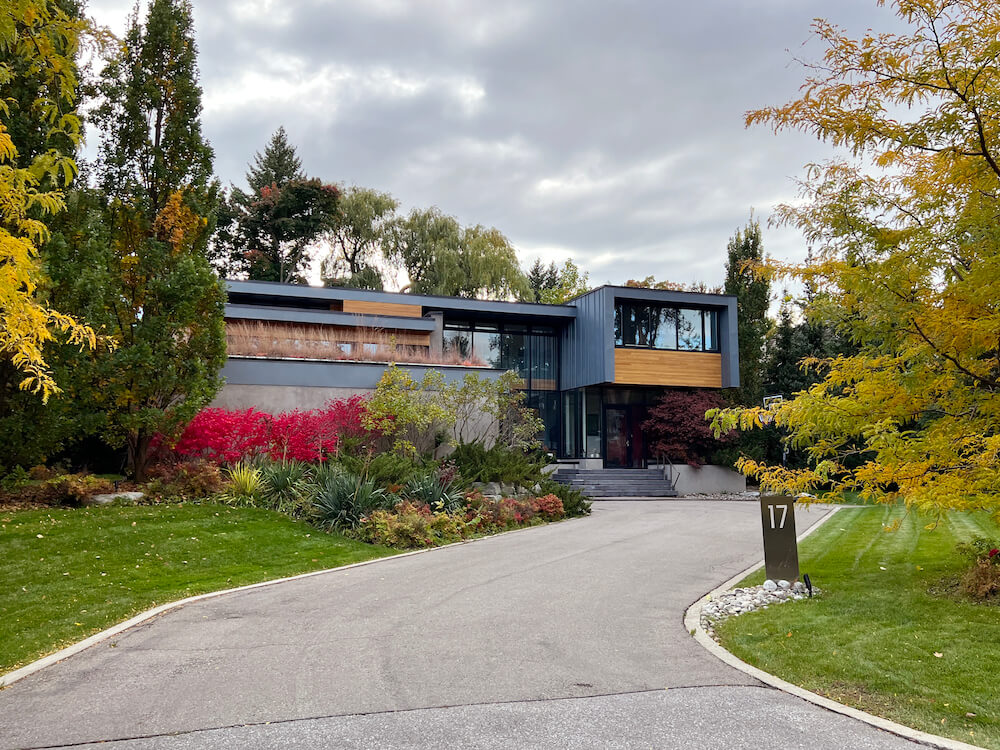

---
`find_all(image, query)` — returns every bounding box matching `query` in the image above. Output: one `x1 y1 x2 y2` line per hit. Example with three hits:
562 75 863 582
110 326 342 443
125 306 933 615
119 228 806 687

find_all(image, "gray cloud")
88 0 902 288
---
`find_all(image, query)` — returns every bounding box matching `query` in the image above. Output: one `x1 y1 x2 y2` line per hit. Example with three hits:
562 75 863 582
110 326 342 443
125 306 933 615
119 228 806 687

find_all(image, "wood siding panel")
614 349 722 388
342 300 423 318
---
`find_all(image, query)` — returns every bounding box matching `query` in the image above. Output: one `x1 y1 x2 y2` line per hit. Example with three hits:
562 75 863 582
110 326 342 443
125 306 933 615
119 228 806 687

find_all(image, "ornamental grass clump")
225 462 263 504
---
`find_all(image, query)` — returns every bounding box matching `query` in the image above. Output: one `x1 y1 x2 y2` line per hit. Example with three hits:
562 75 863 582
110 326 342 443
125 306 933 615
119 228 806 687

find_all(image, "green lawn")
0 503 397 675
716 505 1000 749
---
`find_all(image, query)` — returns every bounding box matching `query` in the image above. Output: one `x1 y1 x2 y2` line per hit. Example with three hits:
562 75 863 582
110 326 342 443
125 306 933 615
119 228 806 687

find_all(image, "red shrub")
172 396 372 464
531 494 565 520
172 408 271 463
641 389 735 467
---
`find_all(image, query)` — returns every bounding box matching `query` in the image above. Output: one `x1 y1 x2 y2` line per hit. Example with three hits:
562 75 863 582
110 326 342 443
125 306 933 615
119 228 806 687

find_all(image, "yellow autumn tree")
0 2 95 400
709 0 1000 517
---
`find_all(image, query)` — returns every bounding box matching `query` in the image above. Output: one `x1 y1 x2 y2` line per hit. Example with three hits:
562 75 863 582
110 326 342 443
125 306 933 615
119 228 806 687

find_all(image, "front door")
604 406 646 468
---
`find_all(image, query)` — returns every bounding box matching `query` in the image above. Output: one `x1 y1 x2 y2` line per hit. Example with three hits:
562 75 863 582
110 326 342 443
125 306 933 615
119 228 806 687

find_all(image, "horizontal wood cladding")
613 348 722 388
341 299 424 318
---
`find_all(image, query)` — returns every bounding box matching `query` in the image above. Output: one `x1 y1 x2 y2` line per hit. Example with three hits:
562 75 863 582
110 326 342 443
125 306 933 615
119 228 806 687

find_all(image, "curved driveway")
0 501 926 749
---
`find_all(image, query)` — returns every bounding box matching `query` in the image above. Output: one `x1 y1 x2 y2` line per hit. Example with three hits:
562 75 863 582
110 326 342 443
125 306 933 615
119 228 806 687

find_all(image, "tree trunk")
127 430 152 482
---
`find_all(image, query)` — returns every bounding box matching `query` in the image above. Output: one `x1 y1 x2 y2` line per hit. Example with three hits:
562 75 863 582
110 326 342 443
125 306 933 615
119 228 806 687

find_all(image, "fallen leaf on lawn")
36 534 43 538
967 713 976 718
879 566 887 570
934 652 943 658
786 631 793 637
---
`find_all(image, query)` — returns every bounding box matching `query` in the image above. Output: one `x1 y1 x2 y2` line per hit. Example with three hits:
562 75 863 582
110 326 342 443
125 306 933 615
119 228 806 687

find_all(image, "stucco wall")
666 464 747 495
210 384 372 414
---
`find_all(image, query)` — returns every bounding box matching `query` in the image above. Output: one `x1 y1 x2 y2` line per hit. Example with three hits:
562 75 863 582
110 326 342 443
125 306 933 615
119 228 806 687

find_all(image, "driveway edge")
683 506 986 750
1 515 585 690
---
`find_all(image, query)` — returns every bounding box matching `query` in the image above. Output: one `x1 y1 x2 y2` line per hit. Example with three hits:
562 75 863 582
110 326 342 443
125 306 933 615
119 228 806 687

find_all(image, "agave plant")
313 471 390 530
404 472 463 513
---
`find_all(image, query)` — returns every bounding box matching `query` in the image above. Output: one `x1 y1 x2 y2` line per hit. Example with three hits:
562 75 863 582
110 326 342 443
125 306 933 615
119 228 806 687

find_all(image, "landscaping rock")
700 582 821 641
778 579 791 590
481 482 501 498
500 483 515 497
85 491 145 507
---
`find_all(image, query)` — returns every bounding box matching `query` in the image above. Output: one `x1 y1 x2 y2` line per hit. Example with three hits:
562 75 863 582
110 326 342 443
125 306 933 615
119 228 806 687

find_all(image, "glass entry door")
604 406 646 468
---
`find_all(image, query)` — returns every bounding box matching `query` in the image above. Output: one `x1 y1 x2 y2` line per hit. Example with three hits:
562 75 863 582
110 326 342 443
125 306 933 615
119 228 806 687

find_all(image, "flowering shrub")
172 396 371 464
531 493 565 520
464 492 539 532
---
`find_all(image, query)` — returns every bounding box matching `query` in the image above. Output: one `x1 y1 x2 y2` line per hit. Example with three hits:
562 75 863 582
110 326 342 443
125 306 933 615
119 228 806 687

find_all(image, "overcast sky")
86 0 900 290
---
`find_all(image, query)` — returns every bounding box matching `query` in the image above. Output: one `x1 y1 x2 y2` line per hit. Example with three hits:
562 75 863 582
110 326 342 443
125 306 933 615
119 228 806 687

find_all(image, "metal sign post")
760 494 799 582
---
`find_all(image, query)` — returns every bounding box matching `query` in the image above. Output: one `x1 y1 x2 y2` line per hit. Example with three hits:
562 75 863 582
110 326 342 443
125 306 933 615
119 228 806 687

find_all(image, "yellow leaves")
0 2 98 401
153 190 203 254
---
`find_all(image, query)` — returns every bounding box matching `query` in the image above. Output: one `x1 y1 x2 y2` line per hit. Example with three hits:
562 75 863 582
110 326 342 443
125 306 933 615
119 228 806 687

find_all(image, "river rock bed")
700 579 820 640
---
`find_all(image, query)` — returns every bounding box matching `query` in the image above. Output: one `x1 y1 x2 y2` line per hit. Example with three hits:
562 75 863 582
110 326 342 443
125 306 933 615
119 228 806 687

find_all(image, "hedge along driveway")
0 503 397 675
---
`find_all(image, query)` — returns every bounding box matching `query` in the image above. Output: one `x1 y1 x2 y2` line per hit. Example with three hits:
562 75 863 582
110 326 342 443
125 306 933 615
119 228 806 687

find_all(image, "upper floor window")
444 320 558 389
614 303 718 352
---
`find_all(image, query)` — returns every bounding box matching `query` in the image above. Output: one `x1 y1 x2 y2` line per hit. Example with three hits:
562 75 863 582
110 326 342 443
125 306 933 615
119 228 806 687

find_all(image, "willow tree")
709 0 1000 517
0 2 96 401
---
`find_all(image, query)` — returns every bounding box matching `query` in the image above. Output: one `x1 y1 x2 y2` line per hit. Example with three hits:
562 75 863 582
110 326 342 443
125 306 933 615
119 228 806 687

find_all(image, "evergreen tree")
526 260 558 302
216 128 338 283
246 126 304 192
724 218 771 407
72 0 227 479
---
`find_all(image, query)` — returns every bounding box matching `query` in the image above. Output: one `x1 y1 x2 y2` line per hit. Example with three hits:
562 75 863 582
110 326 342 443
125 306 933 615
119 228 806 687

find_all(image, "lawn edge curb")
1 514 586 689
683 505 987 750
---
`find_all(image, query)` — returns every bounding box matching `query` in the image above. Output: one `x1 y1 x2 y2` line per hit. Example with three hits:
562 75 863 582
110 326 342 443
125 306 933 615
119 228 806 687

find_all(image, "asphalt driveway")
0 500 927 749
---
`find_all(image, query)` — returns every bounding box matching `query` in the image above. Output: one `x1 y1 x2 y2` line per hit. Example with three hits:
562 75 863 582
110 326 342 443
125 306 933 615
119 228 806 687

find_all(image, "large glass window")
613 303 718 352
677 309 703 351
443 326 472 360
529 332 557 391
472 324 501 368
651 307 678 350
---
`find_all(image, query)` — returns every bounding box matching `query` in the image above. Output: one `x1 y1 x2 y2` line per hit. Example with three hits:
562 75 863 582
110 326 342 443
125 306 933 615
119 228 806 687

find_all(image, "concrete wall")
665 464 747 495
210 384 371 414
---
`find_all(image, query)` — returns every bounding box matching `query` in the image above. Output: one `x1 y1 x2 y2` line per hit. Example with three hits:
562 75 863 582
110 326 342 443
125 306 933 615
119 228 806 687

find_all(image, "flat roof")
226 279 578 319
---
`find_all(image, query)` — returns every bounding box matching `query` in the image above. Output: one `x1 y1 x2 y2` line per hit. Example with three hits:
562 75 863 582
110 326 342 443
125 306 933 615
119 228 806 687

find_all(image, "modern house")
217 280 740 482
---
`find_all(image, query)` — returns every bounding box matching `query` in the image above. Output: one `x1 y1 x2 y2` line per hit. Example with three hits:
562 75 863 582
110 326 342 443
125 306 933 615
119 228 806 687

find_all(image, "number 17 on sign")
760 494 799 582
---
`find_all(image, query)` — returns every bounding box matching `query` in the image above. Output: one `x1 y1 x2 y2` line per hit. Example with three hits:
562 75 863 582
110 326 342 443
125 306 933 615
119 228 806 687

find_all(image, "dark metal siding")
561 288 614 390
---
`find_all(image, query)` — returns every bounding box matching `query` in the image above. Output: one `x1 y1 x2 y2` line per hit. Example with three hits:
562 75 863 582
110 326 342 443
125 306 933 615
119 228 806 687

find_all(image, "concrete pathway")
0 501 925 749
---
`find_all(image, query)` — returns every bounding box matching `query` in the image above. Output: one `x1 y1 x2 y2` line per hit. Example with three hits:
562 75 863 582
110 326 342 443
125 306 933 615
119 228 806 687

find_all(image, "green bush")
146 459 226 500
365 452 425 488
450 443 548 486
539 478 592 517
357 500 466 548
313 471 391 530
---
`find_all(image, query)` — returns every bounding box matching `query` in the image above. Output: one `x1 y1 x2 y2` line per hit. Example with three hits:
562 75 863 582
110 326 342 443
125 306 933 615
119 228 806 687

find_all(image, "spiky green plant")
403 473 462 513
259 460 311 515
226 462 263 502
313 471 389 530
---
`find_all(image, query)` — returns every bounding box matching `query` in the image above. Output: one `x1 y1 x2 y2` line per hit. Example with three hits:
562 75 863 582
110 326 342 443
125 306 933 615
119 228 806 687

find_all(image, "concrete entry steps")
552 467 678 498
